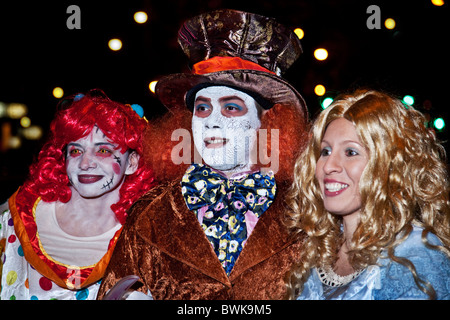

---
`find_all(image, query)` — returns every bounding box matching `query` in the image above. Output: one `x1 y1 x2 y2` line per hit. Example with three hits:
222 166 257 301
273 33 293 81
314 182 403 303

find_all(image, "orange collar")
9 188 122 290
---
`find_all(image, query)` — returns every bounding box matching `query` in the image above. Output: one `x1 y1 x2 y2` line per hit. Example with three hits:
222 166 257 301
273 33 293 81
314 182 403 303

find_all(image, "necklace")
316 266 364 287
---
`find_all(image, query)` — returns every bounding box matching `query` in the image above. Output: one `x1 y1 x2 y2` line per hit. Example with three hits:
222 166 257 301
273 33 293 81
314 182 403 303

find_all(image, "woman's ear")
125 151 140 175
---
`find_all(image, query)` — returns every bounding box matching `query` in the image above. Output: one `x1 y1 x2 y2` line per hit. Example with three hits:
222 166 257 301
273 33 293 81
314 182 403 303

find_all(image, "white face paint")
65 127 133 198
191 86 262 174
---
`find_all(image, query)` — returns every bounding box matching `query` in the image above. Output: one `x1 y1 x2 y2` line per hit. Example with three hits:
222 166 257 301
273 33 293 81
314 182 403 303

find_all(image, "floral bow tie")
181 163 276 275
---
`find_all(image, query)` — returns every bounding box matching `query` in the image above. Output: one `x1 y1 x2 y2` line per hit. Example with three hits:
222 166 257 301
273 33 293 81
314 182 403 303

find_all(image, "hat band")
192 56 276 75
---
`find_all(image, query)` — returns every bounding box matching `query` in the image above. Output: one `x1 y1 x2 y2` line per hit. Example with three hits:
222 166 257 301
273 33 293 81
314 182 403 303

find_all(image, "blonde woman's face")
315 118 369 217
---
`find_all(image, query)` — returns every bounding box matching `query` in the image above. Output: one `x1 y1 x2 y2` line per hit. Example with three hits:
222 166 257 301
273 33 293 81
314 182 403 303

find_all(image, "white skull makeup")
65 126 136 198
192 86 262 173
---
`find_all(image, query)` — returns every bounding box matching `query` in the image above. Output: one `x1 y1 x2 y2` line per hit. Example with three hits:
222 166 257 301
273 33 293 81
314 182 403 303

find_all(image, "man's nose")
204 107 223 129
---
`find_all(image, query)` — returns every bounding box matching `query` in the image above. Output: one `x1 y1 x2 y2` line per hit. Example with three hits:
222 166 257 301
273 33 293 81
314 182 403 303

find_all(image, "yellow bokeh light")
294 28 304 39
53 87 64 98
0 101 8 117
22 125 43 140
431 0 444 6
9 136 21 149
20 116 31 128
108 39 122 51
385 18 396 30
314 84 326 96
314 48 328 61
149 80 158 94
6 103 28 119
134 11 148 23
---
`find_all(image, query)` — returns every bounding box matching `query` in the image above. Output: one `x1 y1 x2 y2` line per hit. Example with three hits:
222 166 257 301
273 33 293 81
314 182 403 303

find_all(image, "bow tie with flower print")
181 163 276 275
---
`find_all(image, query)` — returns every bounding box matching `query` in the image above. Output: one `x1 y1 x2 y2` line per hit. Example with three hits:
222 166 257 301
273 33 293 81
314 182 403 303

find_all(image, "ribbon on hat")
192 56 276 75
181 163 276 275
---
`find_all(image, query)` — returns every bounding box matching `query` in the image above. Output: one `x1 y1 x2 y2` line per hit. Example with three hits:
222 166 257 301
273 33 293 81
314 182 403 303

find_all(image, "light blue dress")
297 226 450 300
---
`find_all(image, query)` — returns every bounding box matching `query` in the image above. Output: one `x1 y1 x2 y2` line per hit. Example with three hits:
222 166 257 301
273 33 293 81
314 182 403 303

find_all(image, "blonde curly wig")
285 89 450 299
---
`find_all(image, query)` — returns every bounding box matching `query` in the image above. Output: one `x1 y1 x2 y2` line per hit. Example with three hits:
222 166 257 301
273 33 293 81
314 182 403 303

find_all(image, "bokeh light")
321 97 334 109
314 48 328 61
22 125 43 140
0 102 7 117
6 103 27 119
52 87 64 98
294 28 304 39
134 11 148 24
402 95 414 106
108 38 123 51
385 18 396 30
149 80 158 93
9 136 21 149
431 0 445 6
20 116 31 128
314 84 326 96
433 118 445 131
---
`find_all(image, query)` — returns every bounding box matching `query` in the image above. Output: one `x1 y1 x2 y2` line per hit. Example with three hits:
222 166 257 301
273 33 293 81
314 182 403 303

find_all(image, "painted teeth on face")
205 138 226 144
325 183 349 192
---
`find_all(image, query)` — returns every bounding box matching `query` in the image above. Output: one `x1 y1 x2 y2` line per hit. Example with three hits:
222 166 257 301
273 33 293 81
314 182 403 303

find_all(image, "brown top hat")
155 9 307 117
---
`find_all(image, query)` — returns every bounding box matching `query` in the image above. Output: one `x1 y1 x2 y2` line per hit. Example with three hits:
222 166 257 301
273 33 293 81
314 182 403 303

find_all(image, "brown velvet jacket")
97 178 304 300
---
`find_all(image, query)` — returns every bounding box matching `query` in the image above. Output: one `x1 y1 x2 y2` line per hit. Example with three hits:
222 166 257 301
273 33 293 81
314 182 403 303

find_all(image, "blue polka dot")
17 245 24 257
76 288 89 300
30 295 38 300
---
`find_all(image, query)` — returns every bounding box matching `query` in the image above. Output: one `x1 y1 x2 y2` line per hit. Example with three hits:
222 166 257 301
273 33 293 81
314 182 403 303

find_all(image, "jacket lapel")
135 181 231 287
135 180 295 287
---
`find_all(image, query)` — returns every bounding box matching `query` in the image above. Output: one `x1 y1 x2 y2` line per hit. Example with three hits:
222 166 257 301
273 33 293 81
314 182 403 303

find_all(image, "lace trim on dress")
317 267 364 287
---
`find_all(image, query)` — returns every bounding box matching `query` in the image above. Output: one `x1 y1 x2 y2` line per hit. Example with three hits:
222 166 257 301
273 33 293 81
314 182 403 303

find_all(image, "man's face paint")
192 86 261 173
66 126 131 198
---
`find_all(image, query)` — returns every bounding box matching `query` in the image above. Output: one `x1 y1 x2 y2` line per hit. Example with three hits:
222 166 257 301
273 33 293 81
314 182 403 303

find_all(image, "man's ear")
125 151 140 175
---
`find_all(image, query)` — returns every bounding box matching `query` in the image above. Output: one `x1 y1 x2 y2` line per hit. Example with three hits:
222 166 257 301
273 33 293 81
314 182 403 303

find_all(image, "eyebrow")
194 96 211 104
321 139 366 149
67 142 117 148
219 95 246 104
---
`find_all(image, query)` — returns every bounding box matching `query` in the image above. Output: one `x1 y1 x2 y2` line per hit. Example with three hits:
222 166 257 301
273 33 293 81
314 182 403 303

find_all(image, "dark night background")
0 0 448 203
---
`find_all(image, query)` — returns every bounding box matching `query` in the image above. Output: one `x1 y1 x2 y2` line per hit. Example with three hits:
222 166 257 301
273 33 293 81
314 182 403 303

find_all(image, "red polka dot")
39 277 53 291
8 235 16 243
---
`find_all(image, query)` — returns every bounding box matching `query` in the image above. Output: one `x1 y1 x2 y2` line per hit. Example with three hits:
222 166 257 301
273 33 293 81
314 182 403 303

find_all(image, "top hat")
155 9 307 117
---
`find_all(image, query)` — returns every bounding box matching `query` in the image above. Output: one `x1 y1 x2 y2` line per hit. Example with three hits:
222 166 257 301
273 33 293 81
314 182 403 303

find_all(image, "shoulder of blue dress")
375 226 450 300
376 226 443 265
394 225 444 255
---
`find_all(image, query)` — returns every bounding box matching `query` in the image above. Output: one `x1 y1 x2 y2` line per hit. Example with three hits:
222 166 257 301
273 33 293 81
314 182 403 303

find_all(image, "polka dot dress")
1 209 101 300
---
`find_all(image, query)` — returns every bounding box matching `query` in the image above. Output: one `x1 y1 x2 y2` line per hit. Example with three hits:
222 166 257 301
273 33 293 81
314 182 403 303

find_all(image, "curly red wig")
20 89 156 224
143 101 309 184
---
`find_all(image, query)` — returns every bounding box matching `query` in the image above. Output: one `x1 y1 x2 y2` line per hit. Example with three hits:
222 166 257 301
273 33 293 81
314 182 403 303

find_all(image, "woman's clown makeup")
192 86 262 172
65 126 132 198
